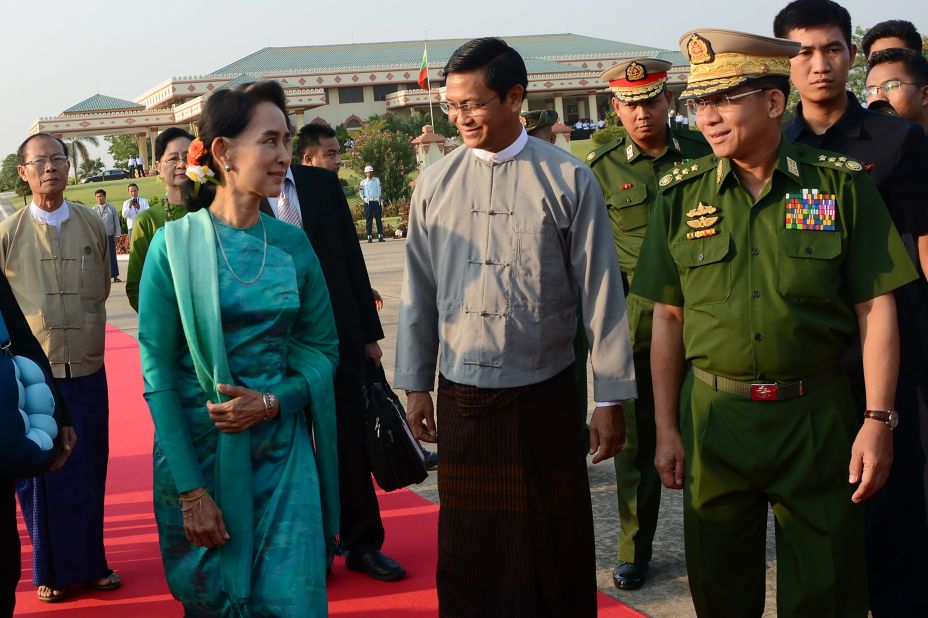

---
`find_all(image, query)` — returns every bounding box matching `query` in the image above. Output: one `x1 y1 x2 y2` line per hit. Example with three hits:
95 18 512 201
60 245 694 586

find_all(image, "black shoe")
112 277 121 282
367 236 373 243
378 236 385 242
422 449 438 471
612 561 648 590
345 550 406 582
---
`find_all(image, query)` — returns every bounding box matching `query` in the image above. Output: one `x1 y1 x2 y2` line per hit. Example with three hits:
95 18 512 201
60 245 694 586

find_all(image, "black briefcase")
362 361 428 492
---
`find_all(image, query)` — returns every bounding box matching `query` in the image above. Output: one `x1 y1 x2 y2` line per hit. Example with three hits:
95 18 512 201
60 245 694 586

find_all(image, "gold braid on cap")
681 53 792 97
611 78 668 102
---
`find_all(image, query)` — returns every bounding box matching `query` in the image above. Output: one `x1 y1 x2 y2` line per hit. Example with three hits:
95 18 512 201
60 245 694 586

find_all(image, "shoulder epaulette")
802 149 865 175
585 135 626 166
657 153 716 189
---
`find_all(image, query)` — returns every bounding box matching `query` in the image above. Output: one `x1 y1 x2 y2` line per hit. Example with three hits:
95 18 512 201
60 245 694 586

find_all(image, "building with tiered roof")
30 34 689 169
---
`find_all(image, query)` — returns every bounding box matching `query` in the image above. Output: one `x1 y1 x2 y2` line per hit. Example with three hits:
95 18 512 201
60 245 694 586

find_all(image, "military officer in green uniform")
520 109 559 144
632 29 917 617
587 57 710 591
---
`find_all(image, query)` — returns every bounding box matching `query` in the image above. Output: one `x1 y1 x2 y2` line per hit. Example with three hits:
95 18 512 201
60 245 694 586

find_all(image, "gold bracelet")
178 488 207 504
181 500 203 515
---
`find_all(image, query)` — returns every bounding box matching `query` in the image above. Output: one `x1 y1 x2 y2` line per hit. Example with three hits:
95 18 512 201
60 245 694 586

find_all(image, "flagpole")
425 43 435 128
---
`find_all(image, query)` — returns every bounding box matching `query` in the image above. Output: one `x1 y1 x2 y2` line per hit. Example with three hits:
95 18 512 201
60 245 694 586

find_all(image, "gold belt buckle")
750 383 778 401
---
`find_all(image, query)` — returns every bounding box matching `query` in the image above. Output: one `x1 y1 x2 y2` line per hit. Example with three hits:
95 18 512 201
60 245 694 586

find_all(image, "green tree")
105 134 140 169
343 118 417 208
372 111 458 140
0 154 20 192
64 136 99 184
79 157 104 178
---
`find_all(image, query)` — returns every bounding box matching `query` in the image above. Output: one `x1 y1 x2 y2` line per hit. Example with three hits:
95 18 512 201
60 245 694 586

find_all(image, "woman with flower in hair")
137 80 340 616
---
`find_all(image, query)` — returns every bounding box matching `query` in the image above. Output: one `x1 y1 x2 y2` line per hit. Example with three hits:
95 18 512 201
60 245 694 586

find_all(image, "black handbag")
362 361 428 492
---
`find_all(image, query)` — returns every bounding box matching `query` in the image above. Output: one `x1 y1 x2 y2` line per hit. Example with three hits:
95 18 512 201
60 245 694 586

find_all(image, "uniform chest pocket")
610 185 650 232
777 231 843 301
670 231 732 307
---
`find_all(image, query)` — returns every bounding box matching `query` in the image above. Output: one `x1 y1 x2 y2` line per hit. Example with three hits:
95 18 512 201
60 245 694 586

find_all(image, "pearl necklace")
208 211 267 286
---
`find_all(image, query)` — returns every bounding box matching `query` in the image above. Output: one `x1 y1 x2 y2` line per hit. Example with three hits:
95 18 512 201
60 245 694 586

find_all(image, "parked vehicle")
79 169 131 184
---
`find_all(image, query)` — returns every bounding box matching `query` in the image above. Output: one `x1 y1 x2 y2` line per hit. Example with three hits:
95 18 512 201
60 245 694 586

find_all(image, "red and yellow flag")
418 46 429 90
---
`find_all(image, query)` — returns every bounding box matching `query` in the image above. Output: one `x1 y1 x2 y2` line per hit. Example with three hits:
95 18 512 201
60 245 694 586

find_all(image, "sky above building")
2 0 924 162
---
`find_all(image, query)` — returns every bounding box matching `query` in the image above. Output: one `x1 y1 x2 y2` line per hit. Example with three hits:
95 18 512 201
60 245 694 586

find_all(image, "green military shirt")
587 127 710 282
631 139 917 382
126 200 188 312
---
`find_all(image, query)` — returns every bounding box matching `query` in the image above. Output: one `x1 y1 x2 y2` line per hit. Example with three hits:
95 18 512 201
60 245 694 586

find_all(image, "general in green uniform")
632 29 917 617
588 57 711 591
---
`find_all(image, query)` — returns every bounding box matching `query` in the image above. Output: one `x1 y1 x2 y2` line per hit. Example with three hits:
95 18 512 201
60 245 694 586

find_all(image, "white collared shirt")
266 167 304 227
469 128 528 164
29 200 70 230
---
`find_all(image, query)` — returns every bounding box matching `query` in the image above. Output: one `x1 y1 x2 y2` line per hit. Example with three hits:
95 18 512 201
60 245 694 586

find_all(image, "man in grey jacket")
395 38 636 617
93 189 122 282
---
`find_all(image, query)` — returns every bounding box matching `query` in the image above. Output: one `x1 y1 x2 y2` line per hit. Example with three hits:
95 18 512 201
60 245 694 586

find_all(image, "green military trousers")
679 370 868 618
613 293 660 563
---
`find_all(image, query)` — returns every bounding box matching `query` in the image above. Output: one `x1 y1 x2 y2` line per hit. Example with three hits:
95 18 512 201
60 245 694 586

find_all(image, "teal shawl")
164 208 340 614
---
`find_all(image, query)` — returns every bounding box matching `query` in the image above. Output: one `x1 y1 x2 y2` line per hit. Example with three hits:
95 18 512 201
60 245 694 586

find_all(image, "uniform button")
754 333 763 341
805 246 814 255
625 198 632 204
697 252 705 261
752 290 761 298
751 248 760 256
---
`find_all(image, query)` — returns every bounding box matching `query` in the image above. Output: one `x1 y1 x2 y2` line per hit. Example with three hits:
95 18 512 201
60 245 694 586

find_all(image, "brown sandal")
91 569 121 591
37 584 69 603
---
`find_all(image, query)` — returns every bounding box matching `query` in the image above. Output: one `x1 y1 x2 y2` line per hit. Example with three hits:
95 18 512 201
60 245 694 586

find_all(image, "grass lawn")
571 138 595 163
64 176 164 205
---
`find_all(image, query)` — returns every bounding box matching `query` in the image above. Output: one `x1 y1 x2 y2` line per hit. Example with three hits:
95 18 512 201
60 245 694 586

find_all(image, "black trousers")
334 370 384 553
1 476 19 618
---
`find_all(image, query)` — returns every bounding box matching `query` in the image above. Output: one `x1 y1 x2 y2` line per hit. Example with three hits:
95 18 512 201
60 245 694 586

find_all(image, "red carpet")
15 325 644 617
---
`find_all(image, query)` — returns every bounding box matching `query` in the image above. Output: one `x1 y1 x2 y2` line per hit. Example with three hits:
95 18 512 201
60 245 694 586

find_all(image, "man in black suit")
260 122 405 582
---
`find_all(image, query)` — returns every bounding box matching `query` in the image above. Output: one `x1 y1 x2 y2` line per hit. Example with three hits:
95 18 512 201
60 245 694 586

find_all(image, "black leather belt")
691 366 839 401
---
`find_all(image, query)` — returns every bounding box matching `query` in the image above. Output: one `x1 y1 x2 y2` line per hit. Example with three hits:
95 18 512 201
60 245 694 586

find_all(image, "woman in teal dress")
138 81 340 617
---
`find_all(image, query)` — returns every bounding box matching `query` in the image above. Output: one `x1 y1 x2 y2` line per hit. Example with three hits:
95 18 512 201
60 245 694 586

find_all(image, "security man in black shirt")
775 1 928 615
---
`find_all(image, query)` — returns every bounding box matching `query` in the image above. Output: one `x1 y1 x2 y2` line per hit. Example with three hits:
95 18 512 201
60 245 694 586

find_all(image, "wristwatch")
262 392 279 422
864 409 899 430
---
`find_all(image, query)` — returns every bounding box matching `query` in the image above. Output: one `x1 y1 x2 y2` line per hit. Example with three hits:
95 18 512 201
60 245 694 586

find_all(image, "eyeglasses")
440 98 497 117
23 155 69 168
685 89 766 114
862 80 920 99
160 153 188 165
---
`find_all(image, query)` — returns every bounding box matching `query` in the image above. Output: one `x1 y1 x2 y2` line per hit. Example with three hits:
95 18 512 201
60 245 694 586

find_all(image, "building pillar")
292 109 305 131
521 98 529 112
587 91 599 121
136 133 149 171
553 94 565 125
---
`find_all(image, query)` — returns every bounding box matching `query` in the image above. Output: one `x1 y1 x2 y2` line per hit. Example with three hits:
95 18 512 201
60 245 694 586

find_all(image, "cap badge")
626 61 647 82
687 33 715 65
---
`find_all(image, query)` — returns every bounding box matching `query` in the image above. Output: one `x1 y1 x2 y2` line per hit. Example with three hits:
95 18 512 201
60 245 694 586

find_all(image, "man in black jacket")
261 126 405 582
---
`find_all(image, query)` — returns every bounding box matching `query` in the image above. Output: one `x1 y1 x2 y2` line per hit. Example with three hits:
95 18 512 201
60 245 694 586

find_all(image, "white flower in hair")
185 164 215 184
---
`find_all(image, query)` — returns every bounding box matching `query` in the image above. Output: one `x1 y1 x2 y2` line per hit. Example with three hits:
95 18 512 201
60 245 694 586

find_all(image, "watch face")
890 411 900 429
